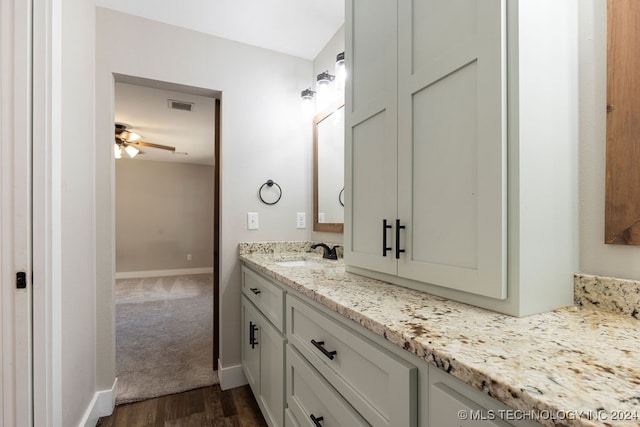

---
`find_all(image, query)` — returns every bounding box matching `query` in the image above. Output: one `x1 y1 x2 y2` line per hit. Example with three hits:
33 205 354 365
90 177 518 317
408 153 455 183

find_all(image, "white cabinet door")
344 0 398 275
242 295 285 427
397 0 507 299
241 296 261 392
258 312 285 427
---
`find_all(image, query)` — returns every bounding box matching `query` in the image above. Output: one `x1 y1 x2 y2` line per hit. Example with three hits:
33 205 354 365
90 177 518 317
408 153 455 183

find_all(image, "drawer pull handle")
395 219 405 259
382 219 392 256
310 415 324 426
249 287 261 295
249 322 259 349
311 339 337 360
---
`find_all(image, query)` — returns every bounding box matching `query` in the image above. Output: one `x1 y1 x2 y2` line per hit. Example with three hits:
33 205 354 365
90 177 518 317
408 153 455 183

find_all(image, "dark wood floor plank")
104 397 158 427
165 413 210 427
213 415 240 427
231 386 268 427
154 395 167 427
98 385 264 427
165 388 205 421
219 388 237 418
203 385 225 422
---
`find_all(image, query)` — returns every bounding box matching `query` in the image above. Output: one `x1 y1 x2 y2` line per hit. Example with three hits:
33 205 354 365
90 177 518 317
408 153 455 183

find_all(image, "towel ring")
259 179 282 205
339 187 345 207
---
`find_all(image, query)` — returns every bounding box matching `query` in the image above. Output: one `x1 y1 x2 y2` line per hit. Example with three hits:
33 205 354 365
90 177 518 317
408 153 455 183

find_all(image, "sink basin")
275 259 317 267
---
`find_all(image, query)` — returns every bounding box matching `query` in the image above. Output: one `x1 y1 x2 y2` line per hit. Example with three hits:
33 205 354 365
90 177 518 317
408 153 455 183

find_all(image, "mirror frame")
313 97 345 233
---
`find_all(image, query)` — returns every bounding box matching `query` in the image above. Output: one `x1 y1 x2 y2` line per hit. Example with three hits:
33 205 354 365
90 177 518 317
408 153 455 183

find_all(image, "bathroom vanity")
239 242 640 427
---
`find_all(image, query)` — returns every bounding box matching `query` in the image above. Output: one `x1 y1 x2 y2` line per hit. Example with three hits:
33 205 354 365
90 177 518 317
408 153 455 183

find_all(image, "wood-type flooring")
97 384 267 427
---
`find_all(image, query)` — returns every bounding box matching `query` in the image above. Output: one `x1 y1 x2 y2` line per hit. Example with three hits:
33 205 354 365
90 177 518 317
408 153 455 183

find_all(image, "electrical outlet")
187 254 192 261
296 212 306 229
318 212 325 223
247 212 259 230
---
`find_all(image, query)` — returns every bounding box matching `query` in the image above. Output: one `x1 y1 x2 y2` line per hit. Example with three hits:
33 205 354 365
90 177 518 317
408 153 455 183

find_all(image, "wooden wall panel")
606 0 640 244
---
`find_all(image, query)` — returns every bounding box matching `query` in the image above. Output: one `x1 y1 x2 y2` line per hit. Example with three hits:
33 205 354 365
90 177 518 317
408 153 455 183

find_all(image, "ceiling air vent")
168 99 194 112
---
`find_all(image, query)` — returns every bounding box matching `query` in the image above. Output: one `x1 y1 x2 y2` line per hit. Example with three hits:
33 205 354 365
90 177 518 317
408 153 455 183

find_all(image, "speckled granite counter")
239 243 640 427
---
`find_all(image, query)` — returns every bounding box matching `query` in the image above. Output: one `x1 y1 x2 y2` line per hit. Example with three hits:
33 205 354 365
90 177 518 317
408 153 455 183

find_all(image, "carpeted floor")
115 274 218 404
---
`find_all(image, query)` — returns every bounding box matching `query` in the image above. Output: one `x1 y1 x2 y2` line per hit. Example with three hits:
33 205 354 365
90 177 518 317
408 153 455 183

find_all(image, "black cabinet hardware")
311 339 337 360
383 219 392 256
16 272 26 289
249 287 261 295
310 415 324 426
249 321 259 349
395 219 405 259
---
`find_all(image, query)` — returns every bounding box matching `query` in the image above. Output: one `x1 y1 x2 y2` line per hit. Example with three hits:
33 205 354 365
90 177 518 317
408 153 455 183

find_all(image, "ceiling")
95 0 345 60
115 82 215 165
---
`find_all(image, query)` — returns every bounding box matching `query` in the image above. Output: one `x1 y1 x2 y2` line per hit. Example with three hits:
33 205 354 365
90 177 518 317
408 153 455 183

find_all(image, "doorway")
112 75 221 403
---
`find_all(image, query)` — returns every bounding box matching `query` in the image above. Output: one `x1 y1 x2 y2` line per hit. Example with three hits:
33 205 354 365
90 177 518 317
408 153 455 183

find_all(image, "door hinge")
16 271 26 289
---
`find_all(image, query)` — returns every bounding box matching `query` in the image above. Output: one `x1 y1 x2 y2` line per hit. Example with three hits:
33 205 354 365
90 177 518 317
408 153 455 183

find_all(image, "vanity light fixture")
316 70 335 89
335 52 346 85
301 88 316 101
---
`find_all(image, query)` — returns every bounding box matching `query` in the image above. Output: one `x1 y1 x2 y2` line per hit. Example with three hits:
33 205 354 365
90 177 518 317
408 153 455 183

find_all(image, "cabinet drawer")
286 345 368 427
286 295 417 427
242 266 285 332
430 382 512 427
285 408 300 427
429 368 540 427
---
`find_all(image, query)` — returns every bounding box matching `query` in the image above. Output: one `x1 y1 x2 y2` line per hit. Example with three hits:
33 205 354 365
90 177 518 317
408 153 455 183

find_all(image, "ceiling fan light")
127 131 142 141
121 130 142 142
114 143 122 159
125 145 140 158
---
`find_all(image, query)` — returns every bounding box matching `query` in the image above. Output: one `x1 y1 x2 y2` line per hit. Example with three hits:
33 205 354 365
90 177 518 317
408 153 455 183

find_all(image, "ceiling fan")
114 123 176 159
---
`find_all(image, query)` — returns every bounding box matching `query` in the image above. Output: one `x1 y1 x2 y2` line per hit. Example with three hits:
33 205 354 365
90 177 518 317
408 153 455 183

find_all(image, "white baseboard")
115 267 214 279
79 377 117 427
218 359 247 391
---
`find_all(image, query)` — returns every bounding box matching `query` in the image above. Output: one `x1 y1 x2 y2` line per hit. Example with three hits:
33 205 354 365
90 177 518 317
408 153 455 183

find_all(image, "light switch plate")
296 212 306 229
247 212 259 230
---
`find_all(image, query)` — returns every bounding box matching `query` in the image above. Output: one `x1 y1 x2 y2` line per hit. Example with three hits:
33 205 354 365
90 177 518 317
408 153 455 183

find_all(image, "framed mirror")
313 98 345 232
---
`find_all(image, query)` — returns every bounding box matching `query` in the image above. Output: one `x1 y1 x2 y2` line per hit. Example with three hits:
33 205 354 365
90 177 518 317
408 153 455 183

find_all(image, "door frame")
110 74 222 375
1 0 65 424
32 0 64 424
1 0 38 424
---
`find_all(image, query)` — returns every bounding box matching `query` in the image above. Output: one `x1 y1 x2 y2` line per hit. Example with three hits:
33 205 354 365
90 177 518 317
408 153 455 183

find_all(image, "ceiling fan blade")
131 140 176 152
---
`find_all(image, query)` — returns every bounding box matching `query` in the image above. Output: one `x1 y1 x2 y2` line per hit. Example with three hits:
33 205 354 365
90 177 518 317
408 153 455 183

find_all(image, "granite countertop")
239 242 640 427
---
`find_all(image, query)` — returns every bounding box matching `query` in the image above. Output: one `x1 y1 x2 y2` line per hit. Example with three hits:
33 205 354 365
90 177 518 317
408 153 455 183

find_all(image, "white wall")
60 0 97 424
579 0 640 281
311 25 345 245
115 161 214 273
95 8 313 388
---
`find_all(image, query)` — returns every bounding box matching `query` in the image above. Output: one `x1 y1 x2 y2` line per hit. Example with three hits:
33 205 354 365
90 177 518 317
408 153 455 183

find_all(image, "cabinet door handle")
310 339 337 360
395 219 405 259
249 287 261 295
382 219 392 256
249 322 259 349
310 415 324 426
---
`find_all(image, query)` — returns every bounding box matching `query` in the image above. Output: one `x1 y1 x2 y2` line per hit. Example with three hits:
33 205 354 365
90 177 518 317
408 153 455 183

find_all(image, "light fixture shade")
120 130 142 142
316 70 335 88
301 88 315 101
114 143 122 159
336 51 346 86
125 145 140 158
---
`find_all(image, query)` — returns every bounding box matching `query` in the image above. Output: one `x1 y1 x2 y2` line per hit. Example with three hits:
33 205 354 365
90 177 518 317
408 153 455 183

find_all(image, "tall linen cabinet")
344 0 578 316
